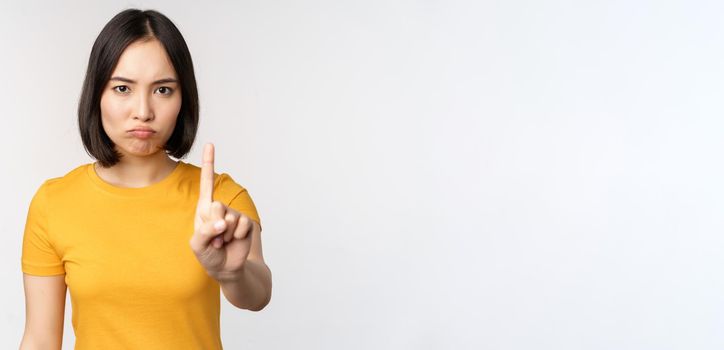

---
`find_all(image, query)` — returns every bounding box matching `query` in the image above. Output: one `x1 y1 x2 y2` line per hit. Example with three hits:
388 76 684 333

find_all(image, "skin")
95 37 181 187
21 36 270 349
95 37 270 308
191 144 271 311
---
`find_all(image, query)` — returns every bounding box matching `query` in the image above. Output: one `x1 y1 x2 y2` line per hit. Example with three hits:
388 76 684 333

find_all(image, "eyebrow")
109 76 179 84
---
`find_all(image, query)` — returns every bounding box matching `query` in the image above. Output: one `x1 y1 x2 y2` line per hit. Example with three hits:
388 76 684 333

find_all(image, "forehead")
111 39 177 80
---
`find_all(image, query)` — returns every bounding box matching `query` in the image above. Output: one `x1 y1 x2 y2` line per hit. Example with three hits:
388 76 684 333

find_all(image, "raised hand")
189 143 254 281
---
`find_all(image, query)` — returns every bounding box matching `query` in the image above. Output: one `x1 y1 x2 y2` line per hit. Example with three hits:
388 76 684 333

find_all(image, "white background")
2 0 723 349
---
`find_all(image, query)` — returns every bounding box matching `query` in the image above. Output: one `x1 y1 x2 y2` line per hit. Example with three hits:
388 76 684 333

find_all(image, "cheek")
100 95 124 122
166 95 182 115
159 97 182 124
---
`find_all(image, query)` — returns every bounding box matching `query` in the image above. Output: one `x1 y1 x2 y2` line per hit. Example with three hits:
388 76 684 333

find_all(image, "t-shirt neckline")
86 160 185 197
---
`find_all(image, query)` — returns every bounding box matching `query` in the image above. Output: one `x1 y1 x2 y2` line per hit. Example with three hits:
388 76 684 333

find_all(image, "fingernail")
214 220 225 231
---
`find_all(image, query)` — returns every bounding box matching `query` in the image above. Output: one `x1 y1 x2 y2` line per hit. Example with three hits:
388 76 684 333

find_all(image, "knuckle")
200 222 216 236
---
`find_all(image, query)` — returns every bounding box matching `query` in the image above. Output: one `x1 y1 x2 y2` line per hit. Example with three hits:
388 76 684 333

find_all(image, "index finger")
199 142 215 204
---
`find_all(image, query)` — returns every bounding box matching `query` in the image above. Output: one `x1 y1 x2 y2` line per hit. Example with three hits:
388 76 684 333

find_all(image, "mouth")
128 130 155 139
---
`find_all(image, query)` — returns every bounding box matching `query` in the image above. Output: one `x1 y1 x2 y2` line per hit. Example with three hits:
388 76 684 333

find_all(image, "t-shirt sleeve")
214 173 262 232
229 188 262 231
21 181 65 276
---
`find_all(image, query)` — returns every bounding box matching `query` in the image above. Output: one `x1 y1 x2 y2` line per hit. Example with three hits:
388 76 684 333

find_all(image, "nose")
133 92 154 122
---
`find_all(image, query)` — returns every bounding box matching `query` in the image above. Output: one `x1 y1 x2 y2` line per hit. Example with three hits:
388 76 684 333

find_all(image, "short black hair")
78 9 199 167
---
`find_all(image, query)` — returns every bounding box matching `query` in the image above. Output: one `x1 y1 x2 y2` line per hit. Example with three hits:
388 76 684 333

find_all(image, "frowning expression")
99 38 182 158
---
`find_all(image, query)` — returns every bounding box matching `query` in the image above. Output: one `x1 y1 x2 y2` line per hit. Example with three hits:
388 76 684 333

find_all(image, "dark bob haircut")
78 9 198 167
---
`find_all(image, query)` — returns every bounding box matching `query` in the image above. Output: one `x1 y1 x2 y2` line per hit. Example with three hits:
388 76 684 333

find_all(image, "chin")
117 144 165 158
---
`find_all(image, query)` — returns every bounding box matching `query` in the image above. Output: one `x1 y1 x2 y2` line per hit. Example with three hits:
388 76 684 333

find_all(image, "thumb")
190 216 227 252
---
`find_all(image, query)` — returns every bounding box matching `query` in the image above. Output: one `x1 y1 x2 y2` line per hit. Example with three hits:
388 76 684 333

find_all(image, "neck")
95 152 178 188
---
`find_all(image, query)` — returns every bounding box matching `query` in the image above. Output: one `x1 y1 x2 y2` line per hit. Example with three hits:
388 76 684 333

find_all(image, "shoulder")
178 161 248 201
179 161 246 189
40 163 92 194
27 163 92 213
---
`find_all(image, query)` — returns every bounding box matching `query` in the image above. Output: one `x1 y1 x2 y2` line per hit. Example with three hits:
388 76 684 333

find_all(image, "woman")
20 9 271 349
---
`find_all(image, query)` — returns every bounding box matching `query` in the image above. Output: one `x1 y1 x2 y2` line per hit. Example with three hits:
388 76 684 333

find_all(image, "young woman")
20 9 271 349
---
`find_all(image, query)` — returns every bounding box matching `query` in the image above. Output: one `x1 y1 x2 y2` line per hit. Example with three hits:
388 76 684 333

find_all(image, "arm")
19 274 66 350
219 259 272 311
218 221 272 311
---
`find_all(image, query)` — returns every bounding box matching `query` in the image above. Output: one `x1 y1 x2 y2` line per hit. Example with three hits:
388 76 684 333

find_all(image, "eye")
157 86 174 95
112 85 130 94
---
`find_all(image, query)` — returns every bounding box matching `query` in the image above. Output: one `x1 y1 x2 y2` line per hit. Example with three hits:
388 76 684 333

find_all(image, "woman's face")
99 38 182 160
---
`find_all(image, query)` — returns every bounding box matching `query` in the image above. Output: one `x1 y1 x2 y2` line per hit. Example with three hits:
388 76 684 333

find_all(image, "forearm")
216 260 272 311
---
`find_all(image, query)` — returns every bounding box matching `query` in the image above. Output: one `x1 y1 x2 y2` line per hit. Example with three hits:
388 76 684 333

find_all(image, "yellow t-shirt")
21 160 261 349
